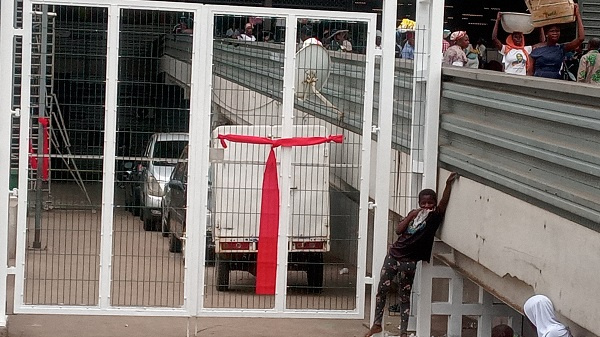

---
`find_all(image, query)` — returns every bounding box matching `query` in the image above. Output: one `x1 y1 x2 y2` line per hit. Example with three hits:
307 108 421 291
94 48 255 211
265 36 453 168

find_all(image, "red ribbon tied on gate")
218 134 343 295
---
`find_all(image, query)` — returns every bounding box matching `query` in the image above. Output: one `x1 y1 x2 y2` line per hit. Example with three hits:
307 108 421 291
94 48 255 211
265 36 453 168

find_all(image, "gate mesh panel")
111 9 191 307
24 5 107 306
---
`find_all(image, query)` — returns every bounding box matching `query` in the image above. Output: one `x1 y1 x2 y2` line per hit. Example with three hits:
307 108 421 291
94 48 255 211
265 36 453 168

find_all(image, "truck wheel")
205 246 215 266
216 259 230 291
169 233 182 253
307 253 324 293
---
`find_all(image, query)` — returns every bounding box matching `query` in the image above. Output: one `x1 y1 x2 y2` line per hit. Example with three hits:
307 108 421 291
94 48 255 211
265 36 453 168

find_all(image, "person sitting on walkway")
528 4 585 78
577 37 600 85
365 172 459 337
524 295 572 337
492 12 545 76
443 31 469 67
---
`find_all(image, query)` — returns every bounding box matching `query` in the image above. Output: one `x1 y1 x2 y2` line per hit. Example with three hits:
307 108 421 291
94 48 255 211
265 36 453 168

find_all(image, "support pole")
414 1 445 337
33 5 49 249
370 0 397 333
98 4 120 308
422 0 444 190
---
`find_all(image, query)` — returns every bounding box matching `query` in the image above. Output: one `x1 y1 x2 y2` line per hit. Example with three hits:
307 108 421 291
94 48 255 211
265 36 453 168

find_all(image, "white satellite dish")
295 44 345 120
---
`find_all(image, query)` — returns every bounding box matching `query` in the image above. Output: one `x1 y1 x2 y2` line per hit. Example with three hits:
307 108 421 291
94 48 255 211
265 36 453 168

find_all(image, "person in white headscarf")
524 295 572 337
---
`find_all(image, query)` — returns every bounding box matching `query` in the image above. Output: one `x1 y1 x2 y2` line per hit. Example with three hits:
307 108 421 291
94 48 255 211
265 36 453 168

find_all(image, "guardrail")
439 67 600 231
163 34 416 153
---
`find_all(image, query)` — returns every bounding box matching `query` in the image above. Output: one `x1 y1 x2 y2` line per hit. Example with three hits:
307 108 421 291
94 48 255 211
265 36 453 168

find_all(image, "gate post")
421 0 444 190
98 4 120 309
0 0 17 326
412 0 445 336
273 12 300 312
370 0 398 330
188 5 210 316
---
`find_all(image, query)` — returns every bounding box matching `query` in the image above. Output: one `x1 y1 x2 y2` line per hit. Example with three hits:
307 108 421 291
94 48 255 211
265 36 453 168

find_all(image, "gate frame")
190 4 379 319
8 0 380 319
0 0 17 327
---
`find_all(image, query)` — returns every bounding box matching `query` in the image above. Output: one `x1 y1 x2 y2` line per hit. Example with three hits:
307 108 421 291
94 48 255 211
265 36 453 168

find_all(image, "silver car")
162 145 214 262
140 133 189 231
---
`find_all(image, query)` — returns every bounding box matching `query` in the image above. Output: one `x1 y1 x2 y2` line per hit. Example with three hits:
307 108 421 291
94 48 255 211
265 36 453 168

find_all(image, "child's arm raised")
436 172 458 216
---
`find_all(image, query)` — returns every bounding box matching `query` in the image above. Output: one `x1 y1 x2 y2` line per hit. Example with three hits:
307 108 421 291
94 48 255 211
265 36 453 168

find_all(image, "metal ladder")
12 5 93 206
27 6 57 210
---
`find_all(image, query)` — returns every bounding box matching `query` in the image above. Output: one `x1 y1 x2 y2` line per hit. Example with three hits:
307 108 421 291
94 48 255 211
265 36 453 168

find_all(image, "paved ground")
5 314 380 337
3 183 393 337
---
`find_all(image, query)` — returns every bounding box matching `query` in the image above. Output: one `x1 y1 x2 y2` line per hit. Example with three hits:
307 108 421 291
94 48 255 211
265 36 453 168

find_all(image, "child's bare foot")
365 324 382 336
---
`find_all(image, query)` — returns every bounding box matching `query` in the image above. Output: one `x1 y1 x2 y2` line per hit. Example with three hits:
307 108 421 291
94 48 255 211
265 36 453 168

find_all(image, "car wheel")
169 233 182 253
139 195 146 221
130 192 140 216
131 202 140 216
161 213 170 237
306 253 324 294
216 257 230 292
124 195 131 212
143 209 156 231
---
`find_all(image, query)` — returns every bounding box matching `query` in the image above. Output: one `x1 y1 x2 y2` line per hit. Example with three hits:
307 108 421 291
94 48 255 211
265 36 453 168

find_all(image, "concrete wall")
438 169 600 336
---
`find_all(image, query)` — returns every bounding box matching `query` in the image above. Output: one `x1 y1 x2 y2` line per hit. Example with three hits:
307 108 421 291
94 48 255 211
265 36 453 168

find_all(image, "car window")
144 136 153 157
152 140 188 165
171 145 188 182
181 163 188 184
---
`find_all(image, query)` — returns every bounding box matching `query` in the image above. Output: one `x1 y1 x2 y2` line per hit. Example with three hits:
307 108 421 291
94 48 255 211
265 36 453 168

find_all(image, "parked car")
138 133 189 231
162 145 214 262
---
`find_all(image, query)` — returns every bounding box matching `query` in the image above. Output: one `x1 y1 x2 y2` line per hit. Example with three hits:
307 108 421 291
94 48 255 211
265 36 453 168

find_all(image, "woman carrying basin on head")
528 4 585 79
492 12 545 76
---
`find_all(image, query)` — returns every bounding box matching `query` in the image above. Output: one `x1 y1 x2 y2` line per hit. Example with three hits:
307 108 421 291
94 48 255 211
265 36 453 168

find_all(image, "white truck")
211 125 331 292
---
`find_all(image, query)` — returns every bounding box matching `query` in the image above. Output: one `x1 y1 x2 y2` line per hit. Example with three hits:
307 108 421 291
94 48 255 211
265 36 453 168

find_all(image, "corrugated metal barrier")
439 67 600 232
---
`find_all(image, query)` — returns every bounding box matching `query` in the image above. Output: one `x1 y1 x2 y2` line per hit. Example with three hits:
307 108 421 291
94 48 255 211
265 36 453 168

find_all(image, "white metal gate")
5 0 379 318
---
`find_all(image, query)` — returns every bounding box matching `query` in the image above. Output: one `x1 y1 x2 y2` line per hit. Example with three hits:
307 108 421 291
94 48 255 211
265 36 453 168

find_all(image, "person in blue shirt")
401 31 415 60
528 4 584 78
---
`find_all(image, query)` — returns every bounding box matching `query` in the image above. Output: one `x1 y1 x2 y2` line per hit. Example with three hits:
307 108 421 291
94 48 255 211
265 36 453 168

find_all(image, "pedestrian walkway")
4 314 374 337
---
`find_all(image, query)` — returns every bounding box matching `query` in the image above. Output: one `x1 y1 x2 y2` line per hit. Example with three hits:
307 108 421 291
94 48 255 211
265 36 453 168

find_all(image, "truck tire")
169 233 182 253
205 246 215 266
306 253 324 293
216 258 230 292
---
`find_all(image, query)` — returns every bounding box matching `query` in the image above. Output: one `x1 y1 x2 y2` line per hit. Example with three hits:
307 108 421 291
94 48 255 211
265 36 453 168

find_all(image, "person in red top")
442 29 451 53
365 172 459 337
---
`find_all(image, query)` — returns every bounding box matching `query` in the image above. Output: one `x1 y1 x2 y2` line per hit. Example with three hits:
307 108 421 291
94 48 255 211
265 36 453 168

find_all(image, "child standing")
366 172 458 337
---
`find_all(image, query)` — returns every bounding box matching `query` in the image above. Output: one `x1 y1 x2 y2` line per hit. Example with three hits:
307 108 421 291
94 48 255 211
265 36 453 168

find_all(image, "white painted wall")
438 169 600 336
